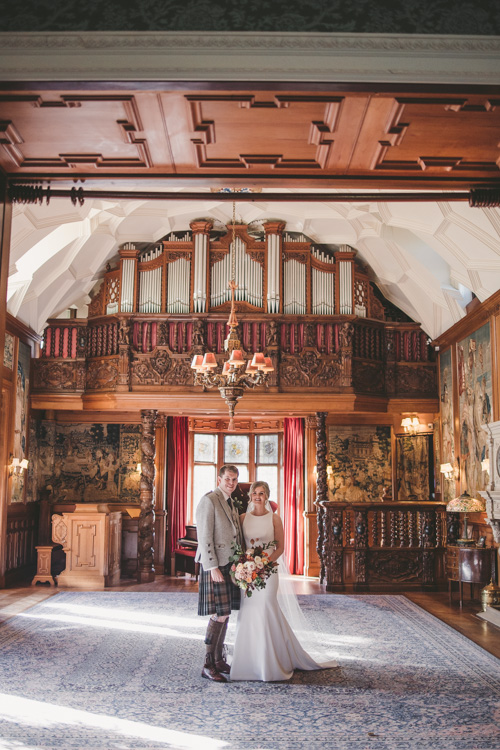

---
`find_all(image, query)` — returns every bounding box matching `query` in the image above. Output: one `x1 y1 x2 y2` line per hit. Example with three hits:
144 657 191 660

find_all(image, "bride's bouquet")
229 541 278 597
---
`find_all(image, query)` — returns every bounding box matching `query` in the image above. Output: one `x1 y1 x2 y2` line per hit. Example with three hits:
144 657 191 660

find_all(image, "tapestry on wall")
395 434 432 501
458 322 492 498
11 341 31 503
327 426 391 502
439 347 455 503
40 423 141 503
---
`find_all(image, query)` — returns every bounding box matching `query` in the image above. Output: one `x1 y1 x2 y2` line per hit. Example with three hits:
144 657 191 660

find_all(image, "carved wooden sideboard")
318 501 450 591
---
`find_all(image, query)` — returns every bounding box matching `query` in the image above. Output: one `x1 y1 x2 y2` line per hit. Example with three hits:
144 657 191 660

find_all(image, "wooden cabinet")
52 503 122 589
446 546 492 607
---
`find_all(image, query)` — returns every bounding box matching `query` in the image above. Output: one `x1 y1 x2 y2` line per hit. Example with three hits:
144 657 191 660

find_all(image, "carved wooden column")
138 409 158 583
315 411 328 583
116 317 131 391
154 413 167 574
338 322 354 388
354 508 369 590
421 509 437 589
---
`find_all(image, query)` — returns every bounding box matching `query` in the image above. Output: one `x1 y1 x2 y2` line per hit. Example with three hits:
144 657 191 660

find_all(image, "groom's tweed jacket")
195 487 242 570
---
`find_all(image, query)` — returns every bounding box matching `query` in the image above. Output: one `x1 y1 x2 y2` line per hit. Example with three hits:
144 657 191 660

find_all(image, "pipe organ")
90 220 384 319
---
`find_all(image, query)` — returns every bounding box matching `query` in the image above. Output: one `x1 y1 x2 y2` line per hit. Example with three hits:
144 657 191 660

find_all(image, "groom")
196 464 243 682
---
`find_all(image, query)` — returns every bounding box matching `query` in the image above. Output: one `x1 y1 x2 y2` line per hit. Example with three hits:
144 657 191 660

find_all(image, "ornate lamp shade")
446 491 486 546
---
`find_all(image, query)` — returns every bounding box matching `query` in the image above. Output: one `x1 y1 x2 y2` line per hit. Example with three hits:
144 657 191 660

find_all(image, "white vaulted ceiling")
7 190 500 340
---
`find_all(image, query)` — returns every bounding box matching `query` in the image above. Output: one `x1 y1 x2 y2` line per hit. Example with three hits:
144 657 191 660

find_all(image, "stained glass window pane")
192 464 217 520
194 433 217 464
232 465 249 482
256 434 278 464
256 466 278 507
224 435 249 464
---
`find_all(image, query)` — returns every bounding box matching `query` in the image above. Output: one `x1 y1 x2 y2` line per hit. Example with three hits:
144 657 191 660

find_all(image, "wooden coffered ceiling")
1 85 500 190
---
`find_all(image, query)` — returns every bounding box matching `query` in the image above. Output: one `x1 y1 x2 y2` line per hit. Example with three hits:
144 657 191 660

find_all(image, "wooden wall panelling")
5 501 38 583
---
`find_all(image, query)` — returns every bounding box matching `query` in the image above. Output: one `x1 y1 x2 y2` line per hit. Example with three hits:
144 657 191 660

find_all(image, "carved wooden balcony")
32 315 436 401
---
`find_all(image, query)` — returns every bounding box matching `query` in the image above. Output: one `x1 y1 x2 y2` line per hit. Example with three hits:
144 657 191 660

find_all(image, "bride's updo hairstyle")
247 481 272 513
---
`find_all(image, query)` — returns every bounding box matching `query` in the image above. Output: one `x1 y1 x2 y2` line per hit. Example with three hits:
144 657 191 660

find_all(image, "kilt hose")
198 562 241 617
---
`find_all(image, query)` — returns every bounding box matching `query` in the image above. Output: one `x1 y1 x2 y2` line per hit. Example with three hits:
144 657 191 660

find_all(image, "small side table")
446 545 492 607
31 544 56 586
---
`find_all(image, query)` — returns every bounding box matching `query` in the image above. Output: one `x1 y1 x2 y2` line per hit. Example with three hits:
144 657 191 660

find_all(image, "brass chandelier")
191 202 274 428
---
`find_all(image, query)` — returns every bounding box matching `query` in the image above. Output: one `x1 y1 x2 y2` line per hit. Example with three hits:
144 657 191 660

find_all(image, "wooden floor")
1 575 499 660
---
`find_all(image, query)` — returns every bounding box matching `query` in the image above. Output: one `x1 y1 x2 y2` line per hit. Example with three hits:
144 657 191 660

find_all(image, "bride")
230 480 338 682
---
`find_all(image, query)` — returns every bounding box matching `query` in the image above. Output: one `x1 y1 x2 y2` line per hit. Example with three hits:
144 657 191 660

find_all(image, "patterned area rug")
0 592 499 750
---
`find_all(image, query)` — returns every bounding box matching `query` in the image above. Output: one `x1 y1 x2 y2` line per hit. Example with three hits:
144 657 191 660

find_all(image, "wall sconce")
401 416 420 435
440 462 457 481
10 457 29 475
313 464 333 477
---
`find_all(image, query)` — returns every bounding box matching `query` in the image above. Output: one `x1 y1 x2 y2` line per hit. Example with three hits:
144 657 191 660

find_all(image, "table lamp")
446 491 486 547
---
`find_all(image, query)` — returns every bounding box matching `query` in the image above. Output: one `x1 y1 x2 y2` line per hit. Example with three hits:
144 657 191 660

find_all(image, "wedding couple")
196 464 337 682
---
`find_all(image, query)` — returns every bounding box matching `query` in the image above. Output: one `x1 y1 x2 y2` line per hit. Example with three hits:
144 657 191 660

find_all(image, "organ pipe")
283 260 306 314
267 232 280 313
167 258 191 313
311 247 335 315
210 237 263 309
139 245 163 313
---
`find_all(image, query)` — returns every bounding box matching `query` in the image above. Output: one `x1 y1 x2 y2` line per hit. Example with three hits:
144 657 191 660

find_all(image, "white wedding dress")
230 511 331 682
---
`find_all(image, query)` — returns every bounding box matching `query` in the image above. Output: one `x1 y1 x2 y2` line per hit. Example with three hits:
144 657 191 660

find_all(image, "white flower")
244 561 256 571
246 549 254 556
256 561 264 569
254 556 262 564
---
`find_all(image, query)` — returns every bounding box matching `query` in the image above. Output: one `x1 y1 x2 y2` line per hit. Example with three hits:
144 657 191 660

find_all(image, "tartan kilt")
198 562 241 617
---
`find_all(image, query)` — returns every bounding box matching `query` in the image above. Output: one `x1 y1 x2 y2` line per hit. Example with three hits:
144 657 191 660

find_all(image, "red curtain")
283 417 304 575
166 416 189 562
